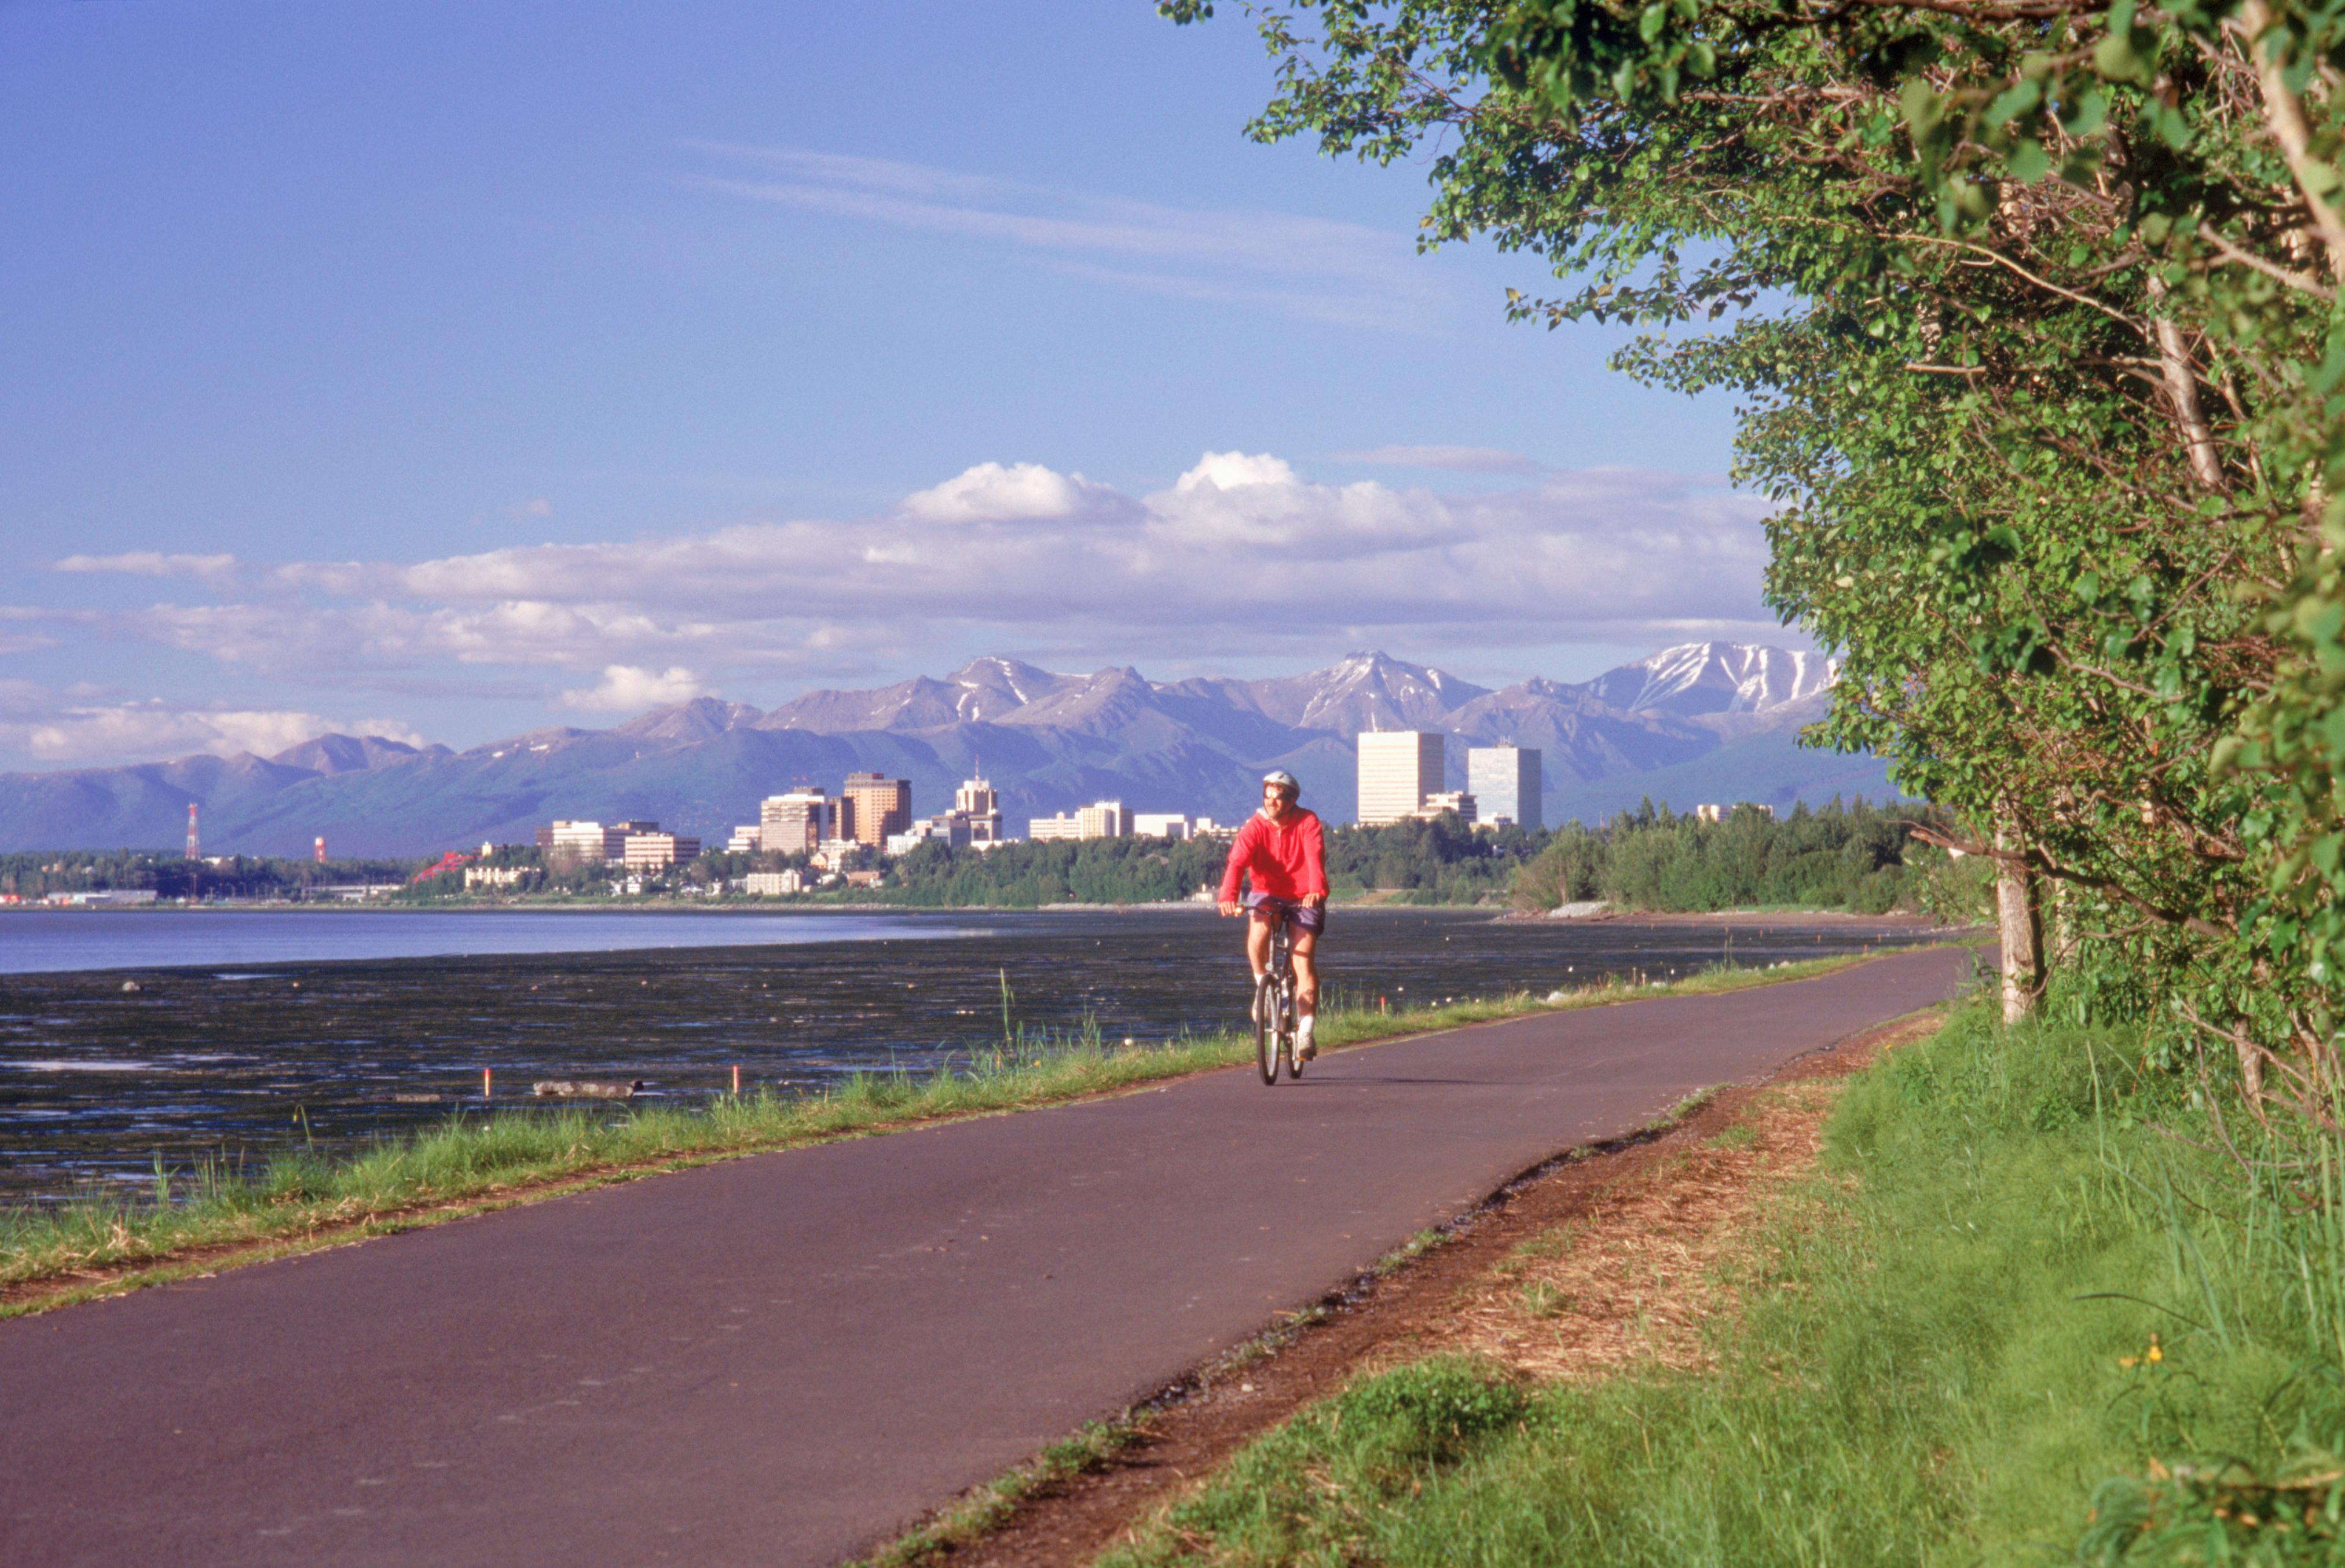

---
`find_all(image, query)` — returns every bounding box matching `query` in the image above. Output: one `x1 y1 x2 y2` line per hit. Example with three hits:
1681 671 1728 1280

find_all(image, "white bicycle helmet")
1261 769 1300 796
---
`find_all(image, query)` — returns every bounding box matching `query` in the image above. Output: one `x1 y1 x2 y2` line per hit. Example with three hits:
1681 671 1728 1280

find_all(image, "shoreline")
0 950 1925 1317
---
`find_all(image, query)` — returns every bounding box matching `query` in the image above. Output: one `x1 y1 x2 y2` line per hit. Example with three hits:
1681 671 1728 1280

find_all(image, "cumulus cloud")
54 551 239 582
559 665 706 712
268 453 1769 651
31 451 1786 739
899 461 1127 523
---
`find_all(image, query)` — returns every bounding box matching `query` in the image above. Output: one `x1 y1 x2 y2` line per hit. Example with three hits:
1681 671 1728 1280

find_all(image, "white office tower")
1357 731 1445 825
1467 745 1544 830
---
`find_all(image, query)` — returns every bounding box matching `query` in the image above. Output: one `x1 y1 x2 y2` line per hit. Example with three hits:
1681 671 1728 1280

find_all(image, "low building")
545 819 661 865
742 870 802 896
1076 800 1130 838
812 838 868 870
1133 812 1191 839
886 814 974 855
463 866 529 889
45 889 159 907
1695 803 1776 823
1192 816 1234 837
726 824 763 854
1412 790 1478 823
1030 801 1131 840
622 831 700 870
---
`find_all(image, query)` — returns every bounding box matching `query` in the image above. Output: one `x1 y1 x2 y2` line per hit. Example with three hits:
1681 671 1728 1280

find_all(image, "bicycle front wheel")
1254 974 1279 1085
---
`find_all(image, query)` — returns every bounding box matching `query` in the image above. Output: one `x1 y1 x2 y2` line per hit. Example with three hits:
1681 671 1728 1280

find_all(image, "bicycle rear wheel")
1253 973 1279 1085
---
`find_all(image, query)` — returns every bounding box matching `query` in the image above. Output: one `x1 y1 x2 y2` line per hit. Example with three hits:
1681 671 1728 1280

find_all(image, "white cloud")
1 697 421 767
1174 451 1299 492
900 461 1127 523
681 144 1446 331
1333 445 1543 476
53 551 239 582
559 665 706 712
33 453 1785 731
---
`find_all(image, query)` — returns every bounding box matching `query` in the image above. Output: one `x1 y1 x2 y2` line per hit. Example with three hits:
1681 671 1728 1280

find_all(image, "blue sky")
0 0 1780 770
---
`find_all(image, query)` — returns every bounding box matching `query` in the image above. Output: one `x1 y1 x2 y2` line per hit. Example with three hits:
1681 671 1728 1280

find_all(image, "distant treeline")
875 816 1551 908
1511 798 1951 915
0 850 422 901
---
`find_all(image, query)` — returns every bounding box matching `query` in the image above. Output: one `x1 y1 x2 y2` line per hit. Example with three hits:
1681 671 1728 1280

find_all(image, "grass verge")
1 948 1899 1317
1101 1001 2345 1567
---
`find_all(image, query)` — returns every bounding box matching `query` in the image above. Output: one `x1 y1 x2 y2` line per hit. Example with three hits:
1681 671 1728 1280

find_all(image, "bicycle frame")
1252 901 1303 1085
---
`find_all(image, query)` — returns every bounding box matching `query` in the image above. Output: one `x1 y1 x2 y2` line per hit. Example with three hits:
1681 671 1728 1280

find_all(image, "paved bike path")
0 947 1974 1567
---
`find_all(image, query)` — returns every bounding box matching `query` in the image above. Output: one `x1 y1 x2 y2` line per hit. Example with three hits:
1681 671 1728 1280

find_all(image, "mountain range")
0 643 1899 858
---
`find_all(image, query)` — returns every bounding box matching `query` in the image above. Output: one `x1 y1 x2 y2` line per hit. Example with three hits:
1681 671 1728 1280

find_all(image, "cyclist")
1218 769 1329 1060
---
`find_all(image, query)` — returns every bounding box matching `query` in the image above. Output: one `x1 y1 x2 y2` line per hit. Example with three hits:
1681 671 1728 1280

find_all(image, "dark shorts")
1245 892 1325 935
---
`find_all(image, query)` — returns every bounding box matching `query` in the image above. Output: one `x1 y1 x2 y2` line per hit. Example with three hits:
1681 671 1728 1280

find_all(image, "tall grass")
1105 1000 2345 1566
1 952 1884 1310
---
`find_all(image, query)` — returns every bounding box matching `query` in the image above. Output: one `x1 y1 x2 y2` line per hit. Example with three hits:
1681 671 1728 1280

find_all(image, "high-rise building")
954 774 1005 844
185 803 200 860
1356 731 1444 825
1467 745 1544 830
840 772 912 847
1133 812 1190 839
759 790 830 856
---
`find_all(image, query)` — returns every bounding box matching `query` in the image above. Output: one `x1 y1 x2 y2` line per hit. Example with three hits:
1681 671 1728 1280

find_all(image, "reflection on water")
0 908 1952 1203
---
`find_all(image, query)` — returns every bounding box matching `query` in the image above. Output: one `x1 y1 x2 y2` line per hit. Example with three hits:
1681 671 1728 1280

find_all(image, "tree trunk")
1996 819 2044 1024
2145 274 2224 492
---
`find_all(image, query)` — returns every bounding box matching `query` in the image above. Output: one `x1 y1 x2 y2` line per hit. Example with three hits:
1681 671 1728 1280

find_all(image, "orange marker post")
732 1064 741 1095
483 1067 492 1099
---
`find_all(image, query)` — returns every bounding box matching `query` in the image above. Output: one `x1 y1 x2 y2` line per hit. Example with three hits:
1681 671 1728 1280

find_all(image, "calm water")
0 908 974 974
0 907 1956 1203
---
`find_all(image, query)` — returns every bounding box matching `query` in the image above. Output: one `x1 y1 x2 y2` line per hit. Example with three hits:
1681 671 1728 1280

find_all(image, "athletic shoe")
1296 1016 1317 1061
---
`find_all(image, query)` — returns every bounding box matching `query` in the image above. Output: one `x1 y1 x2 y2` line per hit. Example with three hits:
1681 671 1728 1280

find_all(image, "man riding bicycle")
1218 769 1328 1061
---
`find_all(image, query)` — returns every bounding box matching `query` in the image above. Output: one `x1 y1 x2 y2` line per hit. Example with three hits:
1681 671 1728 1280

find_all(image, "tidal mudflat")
0 908 1946 1202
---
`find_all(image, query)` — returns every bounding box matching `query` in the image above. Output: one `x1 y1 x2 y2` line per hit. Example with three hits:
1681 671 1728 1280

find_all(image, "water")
0 908 969 974
0 907 1949 1203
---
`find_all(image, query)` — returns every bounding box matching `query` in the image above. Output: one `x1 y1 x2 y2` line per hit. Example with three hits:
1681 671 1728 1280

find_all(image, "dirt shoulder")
876 1005 1941 1568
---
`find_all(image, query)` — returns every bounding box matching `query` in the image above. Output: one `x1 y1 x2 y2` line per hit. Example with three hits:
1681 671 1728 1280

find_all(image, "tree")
1167 0 2345 1122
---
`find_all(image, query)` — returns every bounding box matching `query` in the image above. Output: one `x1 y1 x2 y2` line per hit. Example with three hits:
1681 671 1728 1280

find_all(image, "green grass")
0 950 1888 1316
1102 1002 2345 1567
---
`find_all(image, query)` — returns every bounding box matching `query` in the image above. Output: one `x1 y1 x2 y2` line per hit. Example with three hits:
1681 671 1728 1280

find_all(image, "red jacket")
1219 807 1328 903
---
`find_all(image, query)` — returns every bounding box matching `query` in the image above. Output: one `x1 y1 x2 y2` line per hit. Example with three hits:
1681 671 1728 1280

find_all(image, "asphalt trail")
0 946 1975 1567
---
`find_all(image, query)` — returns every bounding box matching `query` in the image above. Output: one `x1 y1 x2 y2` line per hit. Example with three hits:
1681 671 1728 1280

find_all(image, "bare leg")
1245 910 1273 981
1291 928 1318 1018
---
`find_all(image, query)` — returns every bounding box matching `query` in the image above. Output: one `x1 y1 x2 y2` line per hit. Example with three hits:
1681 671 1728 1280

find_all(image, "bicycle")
1251 900 1306 1085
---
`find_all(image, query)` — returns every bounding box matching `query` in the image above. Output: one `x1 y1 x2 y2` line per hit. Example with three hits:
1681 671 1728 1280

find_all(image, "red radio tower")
185 803 200 860
314 836 327 864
